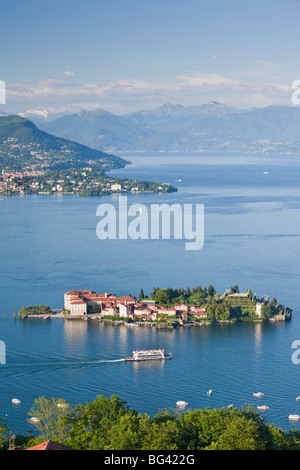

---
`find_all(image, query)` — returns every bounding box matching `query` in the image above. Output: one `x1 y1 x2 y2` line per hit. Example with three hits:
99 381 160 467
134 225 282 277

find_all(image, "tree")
190 292 206 306
206 416 264 450
207 285 216 297
19 306 26 317
27 397 71 441
261 304 272 320
66 395 135 450
153 288 175 305
0 418 8 450
106 413 147 450
230 285 239 294
139 289 145 300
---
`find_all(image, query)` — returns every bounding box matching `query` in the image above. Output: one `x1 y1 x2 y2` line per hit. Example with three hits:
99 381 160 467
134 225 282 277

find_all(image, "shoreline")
16 287 293 326
19 310 289 327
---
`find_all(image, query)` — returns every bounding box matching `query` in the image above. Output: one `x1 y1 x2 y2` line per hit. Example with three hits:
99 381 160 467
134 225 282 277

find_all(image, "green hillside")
0 115 128 172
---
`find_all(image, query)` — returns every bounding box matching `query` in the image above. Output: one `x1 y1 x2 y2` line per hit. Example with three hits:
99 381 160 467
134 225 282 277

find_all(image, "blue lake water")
0 153 300 435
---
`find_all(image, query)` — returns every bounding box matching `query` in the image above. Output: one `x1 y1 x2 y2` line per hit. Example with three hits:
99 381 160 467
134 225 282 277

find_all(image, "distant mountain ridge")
125 102 241 132
21 102 300 154
41 108 152 153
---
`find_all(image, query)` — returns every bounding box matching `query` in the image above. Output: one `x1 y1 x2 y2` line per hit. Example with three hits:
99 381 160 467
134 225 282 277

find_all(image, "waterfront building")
64 289 136 316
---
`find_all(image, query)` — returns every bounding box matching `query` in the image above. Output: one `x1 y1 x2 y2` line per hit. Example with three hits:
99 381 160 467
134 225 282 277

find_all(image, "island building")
64 289 210 321
64 289 291 322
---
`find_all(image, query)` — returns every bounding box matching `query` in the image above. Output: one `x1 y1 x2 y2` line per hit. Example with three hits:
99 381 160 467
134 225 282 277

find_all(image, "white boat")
30 417 40 423
176 401 188 407
227 404 234 409
257 405 269 411
12 398 21 404
296 397 300 401
207 390 213 396
289 414 300 421
126 349 172 361
253 392 264 398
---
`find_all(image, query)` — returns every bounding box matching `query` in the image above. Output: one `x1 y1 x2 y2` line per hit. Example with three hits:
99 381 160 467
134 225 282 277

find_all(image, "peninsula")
0 167 177 196
17 285 293 326
0 115 177 196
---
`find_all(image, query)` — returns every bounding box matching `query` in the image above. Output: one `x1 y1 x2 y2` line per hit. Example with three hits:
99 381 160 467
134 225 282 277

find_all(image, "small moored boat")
253 392 264 398
30 417 40 423
257 405 269 411
176 401 188 407
12 398 21 404
289 414 300 421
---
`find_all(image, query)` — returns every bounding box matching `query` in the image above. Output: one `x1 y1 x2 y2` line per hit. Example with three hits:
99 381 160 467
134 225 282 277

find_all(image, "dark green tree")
139 289 145 300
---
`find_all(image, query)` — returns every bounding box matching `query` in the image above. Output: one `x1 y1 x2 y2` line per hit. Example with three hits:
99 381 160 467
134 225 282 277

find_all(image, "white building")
111 183 122 192
255 302 263 318
118 303 133 318
69 300 87 316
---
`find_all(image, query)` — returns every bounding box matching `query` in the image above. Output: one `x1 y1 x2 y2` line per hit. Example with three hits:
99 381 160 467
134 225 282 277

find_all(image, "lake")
0 153 300 435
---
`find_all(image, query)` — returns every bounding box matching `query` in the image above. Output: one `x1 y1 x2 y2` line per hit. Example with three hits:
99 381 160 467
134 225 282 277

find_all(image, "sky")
1 0 300 115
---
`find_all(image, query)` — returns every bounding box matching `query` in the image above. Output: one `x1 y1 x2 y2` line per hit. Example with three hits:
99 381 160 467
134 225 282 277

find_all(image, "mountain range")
26 101 300 155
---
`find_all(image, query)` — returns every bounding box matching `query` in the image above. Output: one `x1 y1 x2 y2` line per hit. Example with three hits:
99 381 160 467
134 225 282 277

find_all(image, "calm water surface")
0 153 300 434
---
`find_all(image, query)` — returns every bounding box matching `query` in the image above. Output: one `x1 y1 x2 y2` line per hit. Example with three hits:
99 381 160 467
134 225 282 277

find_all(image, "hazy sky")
1 0 300 114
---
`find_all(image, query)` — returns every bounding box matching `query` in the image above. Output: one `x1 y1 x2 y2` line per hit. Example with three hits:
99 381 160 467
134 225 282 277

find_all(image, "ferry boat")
126 349 172 362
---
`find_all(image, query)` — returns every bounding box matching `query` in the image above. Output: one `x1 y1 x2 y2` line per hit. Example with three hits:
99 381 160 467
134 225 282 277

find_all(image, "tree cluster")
151 285 216 307
3 395 300 450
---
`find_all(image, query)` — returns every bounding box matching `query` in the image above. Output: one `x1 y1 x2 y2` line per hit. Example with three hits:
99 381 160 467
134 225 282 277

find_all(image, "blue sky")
1 0 299 114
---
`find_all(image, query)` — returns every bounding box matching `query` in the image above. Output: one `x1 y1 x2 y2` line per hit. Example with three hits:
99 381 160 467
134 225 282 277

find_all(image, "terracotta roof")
70 295 83 301
115 296 136 302
26 440 73 450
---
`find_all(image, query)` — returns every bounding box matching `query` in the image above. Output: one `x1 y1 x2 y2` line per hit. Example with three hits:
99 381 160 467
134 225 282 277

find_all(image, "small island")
16 285 292 327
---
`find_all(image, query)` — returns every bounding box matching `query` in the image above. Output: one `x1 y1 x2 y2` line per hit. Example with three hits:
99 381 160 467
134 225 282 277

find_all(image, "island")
16 285 292 326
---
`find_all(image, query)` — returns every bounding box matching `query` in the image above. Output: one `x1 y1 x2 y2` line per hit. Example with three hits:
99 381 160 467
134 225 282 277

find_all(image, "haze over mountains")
10 102 300 154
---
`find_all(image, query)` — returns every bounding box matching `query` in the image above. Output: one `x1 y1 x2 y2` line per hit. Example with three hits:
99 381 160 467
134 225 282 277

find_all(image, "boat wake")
88 358 126 364
3 357 126 377
62 358 126 367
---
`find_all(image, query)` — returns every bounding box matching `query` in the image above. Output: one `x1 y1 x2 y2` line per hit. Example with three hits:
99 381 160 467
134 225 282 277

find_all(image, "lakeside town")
17 286 293 326
0 167 176 197
0 119 177 196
